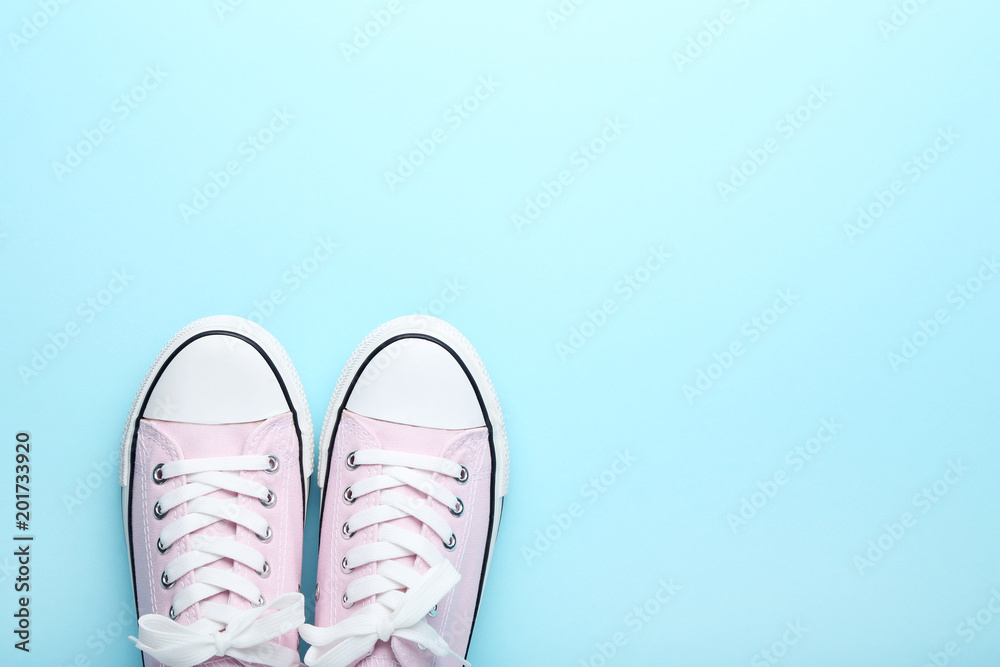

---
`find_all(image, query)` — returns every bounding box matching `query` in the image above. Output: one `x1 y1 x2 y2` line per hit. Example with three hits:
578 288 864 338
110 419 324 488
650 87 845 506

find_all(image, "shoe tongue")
349 409 471 548
346 410 467 458
151 419 260 460
147 419 264 614
346 411 480 656
345 411 482 545
358 643 401 667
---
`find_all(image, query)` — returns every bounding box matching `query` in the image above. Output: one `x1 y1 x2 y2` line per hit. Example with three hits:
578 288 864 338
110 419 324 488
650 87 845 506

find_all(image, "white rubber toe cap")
143 333 289 424
346 337 486 430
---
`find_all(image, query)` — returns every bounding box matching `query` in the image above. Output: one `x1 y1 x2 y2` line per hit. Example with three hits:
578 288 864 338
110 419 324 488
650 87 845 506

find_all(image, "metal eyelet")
169 606 177 620
157 538 170 555
260 490 277 507
257 561 271 578
342 522 354 539
152 464 166 484
455 465 469 484
153 502 168 520
346 451 359 470
253 595 265 608
428 605 438 618
161 570 174 589
443 533 457 551
342 593 353 609
342 556 353 573
343 486 355 504
265 455 280 474
450 498 464 517
257 526 273 543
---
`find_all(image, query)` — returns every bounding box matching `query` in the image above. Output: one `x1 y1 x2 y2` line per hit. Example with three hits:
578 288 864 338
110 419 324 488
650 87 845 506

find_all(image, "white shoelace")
130 455 305 667
300 450 472 667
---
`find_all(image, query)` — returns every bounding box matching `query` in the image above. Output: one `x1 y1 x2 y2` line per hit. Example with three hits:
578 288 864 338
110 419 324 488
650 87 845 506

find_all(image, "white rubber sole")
119 316 314 568
316 315 510 609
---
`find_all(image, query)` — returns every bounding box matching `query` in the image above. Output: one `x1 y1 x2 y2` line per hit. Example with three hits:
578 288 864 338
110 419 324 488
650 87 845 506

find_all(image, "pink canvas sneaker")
301 316 510 667
120 316 314 667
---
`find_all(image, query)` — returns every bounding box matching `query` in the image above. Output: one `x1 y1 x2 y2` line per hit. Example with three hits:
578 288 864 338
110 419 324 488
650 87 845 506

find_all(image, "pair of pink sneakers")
120 316 510 667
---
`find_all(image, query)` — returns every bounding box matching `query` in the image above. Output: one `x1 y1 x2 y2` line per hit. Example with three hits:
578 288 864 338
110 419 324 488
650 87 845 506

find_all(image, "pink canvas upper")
315 410 493 667
130 413 304 667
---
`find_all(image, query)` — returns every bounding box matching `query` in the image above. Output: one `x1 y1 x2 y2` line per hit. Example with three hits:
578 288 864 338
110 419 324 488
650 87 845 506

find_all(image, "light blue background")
2 0 1000 665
